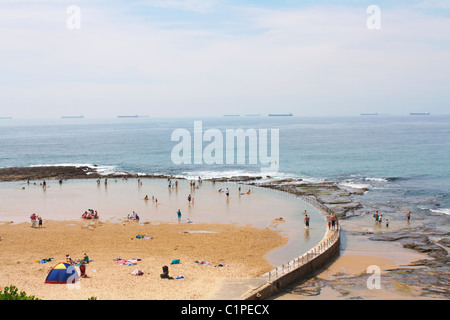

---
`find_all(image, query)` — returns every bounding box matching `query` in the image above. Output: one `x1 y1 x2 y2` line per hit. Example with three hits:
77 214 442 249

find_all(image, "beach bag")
171 259 180 264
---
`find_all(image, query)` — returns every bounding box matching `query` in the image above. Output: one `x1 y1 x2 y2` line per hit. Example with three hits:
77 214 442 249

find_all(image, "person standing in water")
406 211 411 222
304 215 310 228
177 209 182 222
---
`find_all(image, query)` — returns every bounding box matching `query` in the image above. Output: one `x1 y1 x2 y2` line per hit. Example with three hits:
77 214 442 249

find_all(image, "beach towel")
131 269 143 276
195 260 229 267
195 260 212 265
136 235 152 239
115 258 141 266
36 258 53 264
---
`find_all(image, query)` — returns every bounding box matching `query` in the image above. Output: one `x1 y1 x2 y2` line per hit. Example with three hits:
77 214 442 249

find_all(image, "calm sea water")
1 115 449 229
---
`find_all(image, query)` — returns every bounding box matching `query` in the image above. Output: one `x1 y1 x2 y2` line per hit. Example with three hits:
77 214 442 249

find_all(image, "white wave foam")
339 182 370 189
299 177 327 183
364 177 388 182
430 208 450 215
169 170 307 183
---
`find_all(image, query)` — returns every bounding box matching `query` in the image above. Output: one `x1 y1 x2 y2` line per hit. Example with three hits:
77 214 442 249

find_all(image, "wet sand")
0 219 287 300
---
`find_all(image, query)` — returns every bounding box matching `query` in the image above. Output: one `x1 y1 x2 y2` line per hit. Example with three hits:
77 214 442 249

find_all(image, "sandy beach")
0 219 287 300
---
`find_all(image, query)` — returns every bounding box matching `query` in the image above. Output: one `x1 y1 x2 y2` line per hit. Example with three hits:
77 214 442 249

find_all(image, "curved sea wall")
242 195 341 300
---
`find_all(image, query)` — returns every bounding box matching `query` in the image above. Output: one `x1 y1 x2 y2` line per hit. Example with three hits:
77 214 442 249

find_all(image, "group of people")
373 211 388 227
168 179 179 188
217 187 251 196
187 194 194 205
66 253 90 265
127 211 140 221
303 209 338 230
372 210 412 228
329 213 338 230
82 209 99 220
66 253 90 278
144 195 158 204
218 187 230 196
30 213 43 228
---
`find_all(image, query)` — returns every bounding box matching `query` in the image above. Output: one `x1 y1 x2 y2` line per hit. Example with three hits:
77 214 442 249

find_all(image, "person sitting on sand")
66 254 74 264
127 211 139 221
83 253 90 264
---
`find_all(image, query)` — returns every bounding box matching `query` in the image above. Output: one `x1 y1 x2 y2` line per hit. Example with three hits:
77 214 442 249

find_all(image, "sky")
0 0 449 118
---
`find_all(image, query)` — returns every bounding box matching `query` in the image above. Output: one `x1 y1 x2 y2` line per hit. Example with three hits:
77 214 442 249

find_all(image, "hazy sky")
0 0 449 118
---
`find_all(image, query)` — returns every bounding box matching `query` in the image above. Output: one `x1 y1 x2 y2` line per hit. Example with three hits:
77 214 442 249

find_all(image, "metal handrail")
267 227 340 282
265 193 340 282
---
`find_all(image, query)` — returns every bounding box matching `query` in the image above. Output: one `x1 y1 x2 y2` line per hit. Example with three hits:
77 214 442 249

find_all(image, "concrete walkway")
205 227 340 300
205 277 269 300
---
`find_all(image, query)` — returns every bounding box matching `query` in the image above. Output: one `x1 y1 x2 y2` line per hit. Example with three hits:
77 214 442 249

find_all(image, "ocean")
1 115 449 231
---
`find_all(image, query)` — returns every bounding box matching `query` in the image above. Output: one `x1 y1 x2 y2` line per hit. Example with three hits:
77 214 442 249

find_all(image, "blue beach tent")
45 262 79 284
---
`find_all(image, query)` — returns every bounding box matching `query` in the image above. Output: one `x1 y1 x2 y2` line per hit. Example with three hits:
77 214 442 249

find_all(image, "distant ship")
0 116 12 119
361 113 378 116
268 113 293 116
118 115 139 118
410 112 430 116
61 115 84 119
223 114 240 117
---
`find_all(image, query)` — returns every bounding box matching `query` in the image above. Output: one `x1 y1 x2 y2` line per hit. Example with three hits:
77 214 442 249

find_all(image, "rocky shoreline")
249 178 449 299
0 166 170 182
1 165 448 299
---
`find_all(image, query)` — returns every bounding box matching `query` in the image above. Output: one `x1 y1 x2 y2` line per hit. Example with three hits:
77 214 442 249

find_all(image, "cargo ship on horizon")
118 115 139 118
268 113 293 116
61 115 84 119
